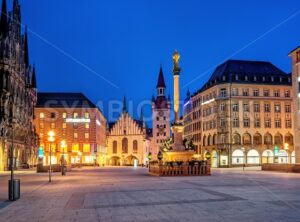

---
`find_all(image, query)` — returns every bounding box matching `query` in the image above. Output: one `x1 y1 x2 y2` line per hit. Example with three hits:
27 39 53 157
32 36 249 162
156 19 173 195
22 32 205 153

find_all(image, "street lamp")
284 143 289 164
47 131 55 182
78 151 82 168
61 140 66 176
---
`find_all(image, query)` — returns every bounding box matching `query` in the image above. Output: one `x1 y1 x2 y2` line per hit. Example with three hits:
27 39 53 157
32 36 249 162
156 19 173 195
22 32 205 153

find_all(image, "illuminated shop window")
83 144 90 152
72 144 79 152
39 112 45 119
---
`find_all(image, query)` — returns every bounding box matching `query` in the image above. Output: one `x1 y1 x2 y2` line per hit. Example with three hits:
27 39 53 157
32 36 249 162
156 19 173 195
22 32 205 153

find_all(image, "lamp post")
47 131 55 182
284 143 289 164
61 140 66 176
78 151 82 168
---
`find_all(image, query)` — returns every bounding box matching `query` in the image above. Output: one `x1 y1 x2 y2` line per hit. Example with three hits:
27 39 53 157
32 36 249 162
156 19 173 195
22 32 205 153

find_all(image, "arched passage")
110 156 121 166
277 150 289 164
232 149 244 164
247 149 260 164
124 155 138 166
262 150 274 164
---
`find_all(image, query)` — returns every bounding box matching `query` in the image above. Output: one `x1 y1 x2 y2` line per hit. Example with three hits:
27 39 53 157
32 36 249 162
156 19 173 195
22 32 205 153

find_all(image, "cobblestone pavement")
0 167 300 222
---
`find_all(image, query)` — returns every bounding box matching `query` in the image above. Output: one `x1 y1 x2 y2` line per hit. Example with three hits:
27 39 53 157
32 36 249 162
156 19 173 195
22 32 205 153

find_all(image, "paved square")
0 167 300 222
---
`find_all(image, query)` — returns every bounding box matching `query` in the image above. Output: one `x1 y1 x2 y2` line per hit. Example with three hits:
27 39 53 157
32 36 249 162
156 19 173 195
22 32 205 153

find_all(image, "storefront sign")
66 118 90 123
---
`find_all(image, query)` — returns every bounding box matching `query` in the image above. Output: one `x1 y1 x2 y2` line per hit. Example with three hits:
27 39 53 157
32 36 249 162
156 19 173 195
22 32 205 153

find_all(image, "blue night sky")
11 0 300 122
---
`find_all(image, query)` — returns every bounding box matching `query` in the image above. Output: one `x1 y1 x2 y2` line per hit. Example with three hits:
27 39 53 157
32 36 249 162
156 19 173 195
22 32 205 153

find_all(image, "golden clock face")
158 111 164 117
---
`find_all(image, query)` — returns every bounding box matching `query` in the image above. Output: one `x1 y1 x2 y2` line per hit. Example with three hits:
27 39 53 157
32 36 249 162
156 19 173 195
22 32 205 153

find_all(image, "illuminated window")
85 133 89 139
274 103 281 113
83 144 90 152
40 133 44 138
62 112 67 118
62 123 66 129
85 123 89 129
61 144 68 153
72 144 79 152
73 112 78 118
50 122 55 129
39 112 45 119
84 112 89 118
39 122 44 129
74 132 78 139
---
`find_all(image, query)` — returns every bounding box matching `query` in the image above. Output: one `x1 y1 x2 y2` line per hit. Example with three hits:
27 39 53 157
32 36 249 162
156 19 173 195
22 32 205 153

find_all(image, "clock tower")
151 66 171 159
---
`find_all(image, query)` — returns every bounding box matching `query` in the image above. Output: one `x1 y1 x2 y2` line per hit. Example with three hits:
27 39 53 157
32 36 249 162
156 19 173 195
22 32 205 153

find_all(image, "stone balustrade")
149 162 211 176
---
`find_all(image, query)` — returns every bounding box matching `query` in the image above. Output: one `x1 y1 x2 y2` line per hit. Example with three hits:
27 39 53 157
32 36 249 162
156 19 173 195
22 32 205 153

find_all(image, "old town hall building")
0 0 37 170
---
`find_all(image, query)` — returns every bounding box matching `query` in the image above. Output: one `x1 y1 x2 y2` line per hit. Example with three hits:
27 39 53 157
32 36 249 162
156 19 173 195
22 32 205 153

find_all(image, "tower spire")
123 96 127 113
24 26 29 68
31 65 37 88
156 66 166 88
0 0 8 38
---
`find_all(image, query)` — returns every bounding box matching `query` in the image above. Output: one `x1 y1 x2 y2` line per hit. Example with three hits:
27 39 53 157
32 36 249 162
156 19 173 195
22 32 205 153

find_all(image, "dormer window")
262 76 266 81
222 75 226 81
271 76 274 82
235 75 239 81
254 76 257 81
279 77 282 82
288 77 291 83
244 76 248 81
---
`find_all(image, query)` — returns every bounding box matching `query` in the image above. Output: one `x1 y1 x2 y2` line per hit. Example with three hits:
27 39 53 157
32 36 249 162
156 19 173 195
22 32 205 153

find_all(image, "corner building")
34 93 106 166
184 60 294 167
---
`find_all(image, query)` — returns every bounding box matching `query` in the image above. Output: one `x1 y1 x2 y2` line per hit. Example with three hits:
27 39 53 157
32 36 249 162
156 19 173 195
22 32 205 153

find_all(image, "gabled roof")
156 66 166 88
36 92 97 109
194 59 291 96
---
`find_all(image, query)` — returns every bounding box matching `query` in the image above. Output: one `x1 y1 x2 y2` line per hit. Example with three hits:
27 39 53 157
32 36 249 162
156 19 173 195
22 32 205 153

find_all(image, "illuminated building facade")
184 60 294 167
290 46 300 164
0 0 38 170
150 67 171 160
34 93 106 166
106 97 150 166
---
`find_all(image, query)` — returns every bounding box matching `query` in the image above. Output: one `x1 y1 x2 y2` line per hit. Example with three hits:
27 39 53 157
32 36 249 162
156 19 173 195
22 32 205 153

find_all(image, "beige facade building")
184 60 295 167
290 46 300 164
106 97 150 166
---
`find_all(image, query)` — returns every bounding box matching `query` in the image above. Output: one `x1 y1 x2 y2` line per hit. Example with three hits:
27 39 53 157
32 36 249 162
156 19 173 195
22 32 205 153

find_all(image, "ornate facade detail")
0 0 37 170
